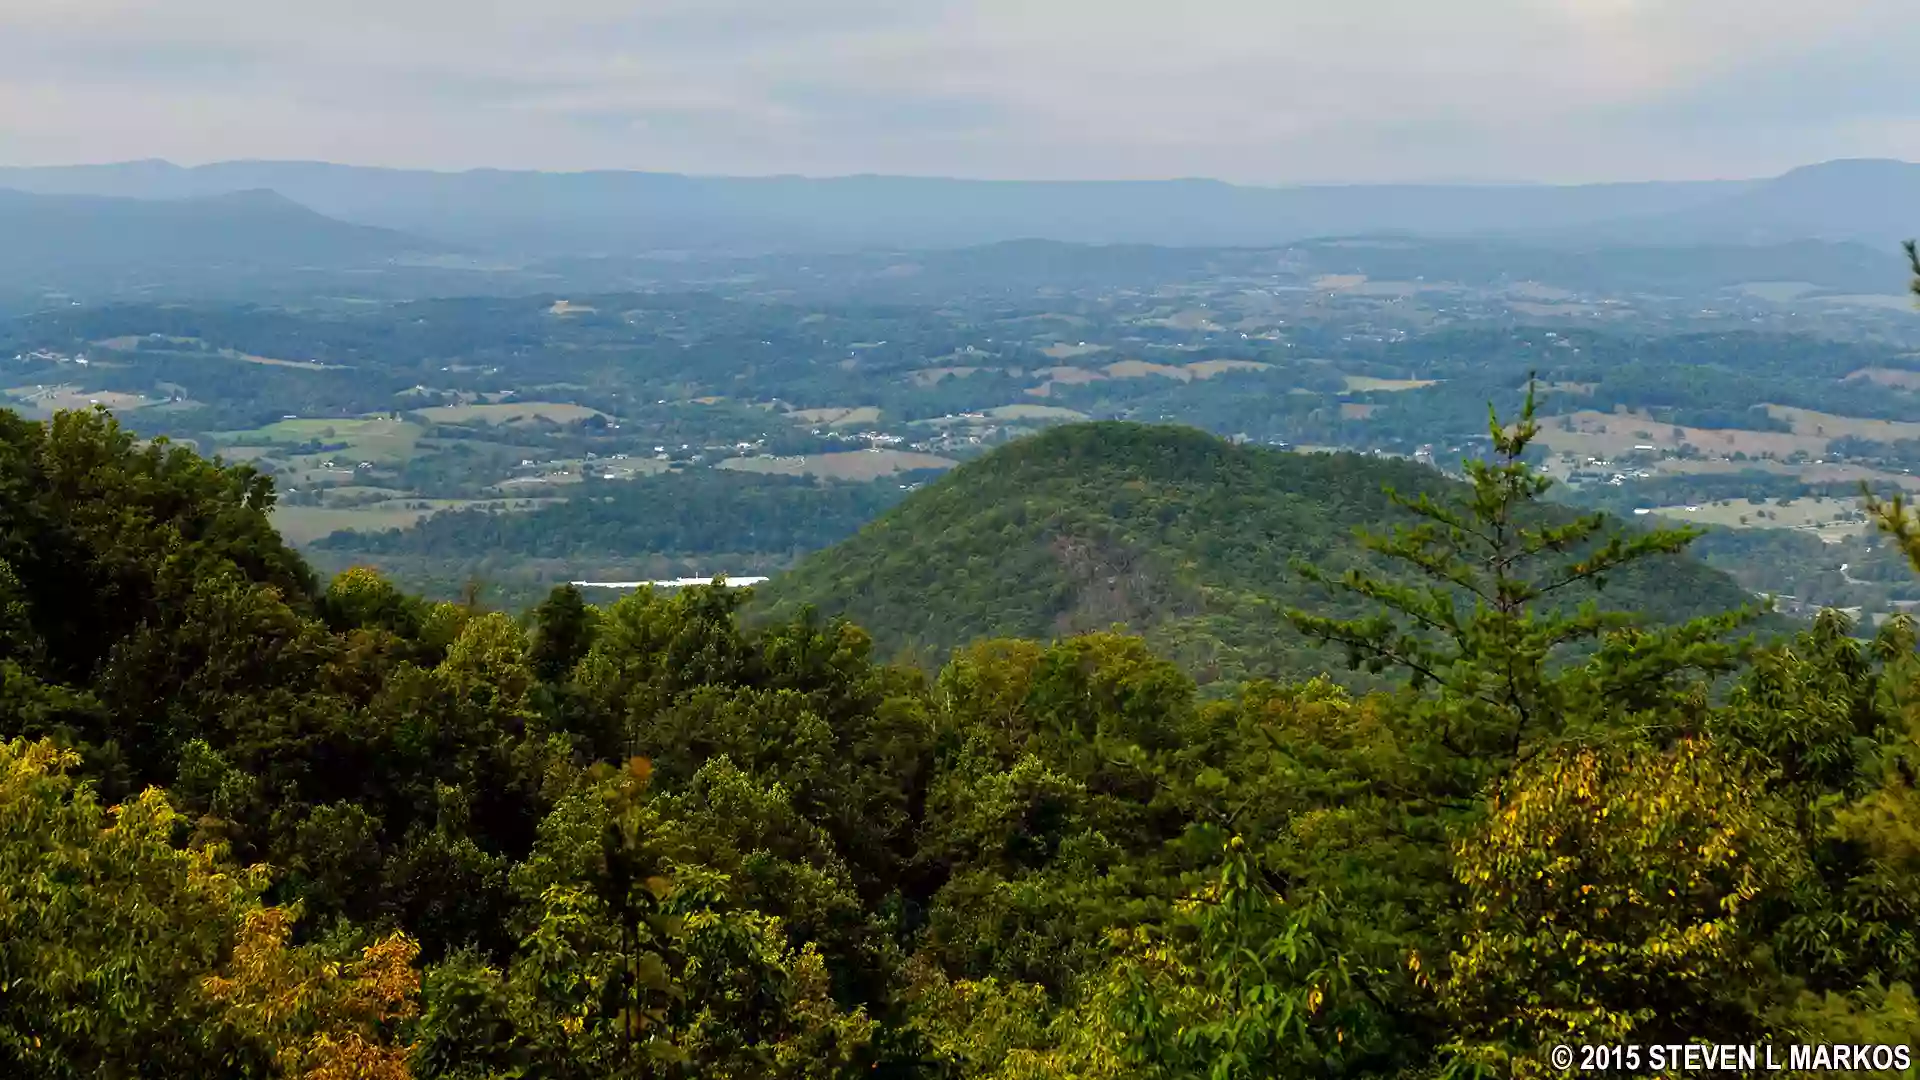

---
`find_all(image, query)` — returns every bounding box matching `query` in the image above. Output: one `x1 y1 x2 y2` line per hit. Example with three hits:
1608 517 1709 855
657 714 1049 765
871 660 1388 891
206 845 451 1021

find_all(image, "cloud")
0 0 1914 181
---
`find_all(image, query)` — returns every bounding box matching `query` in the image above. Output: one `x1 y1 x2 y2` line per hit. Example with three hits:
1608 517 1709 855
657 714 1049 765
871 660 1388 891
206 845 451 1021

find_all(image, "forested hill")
753 422 1758 684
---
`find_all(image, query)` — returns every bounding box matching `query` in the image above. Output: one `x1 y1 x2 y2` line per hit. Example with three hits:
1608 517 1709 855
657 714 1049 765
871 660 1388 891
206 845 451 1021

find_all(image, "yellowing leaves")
1440 736 1803 1060
200 906 421 1079
0 737 418 1075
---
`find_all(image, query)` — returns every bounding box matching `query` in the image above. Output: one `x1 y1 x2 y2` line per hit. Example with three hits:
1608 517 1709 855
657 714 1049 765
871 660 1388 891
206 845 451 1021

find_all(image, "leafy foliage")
5 400 1920 1078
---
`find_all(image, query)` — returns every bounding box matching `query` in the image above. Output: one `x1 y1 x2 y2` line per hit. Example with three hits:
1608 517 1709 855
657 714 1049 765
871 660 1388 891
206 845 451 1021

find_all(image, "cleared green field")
1341 375 1439 392
1648 495 1870 538
718 450 957 480
1040 343 1110 359
414 402 607 425
272 497 555 544
220 349 343 370
226 416 417 440
790 406 882 427
1105 360 1193 381
908 367 986 386
1765 404 1920 442
210 444 277 462
94 336 343 369
273 505 443 544
1652 458 1920 493
5 385 156 416
1186 360 1272 379
986 404 1089 421
216 417 426 465
318 485 415 502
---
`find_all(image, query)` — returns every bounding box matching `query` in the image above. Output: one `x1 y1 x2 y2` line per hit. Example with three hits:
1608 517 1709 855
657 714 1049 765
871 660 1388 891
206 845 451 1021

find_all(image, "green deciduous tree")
530 584 598 684
1106 837 1392 1079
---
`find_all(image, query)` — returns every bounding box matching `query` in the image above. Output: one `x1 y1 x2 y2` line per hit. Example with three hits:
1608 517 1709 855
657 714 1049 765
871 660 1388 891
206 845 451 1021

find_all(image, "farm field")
1654 458 1920 491
1537 410 1828 459
1764 405 1920 442
1186 359 1271 378
219 350 343 369
789 406 882 426
1510 301 1603 318
1542 405 1920 464
5 385 153 416
272 497 555 544
1313 274 1369 290
1009 357 1275 398
413 402 607 425
717 450 957 480
215 417 427 465
987 404 1088 421
312 485 416 502
1104 359 1192 380
1842 367 1920 390
1024 366 1107 396
589 458 674 479
1040 343 1109 359
1648 496 1871 540
494 470 588 490
1031 366 1104 384
908 367 985 386
93 335 343 369
1150 309 1225 331
1050 358 1275 384
1342 375 1439 392
497 457 671 488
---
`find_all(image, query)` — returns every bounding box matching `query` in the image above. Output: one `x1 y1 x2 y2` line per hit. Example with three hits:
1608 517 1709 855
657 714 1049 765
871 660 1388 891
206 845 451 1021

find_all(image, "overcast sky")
1 0 1915 184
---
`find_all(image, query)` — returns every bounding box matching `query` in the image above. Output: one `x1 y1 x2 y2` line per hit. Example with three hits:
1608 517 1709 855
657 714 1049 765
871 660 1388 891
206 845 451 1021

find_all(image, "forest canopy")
2 401 1919 1078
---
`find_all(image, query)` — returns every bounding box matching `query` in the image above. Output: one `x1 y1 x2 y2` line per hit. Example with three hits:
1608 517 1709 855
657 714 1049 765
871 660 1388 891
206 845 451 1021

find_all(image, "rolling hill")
752 422 1761 686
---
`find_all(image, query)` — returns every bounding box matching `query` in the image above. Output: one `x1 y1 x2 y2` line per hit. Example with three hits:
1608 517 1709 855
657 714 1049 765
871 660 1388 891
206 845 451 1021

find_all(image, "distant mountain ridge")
2 157 1915 254
751 422 1758 686
0 187 434 263
0 186 458 311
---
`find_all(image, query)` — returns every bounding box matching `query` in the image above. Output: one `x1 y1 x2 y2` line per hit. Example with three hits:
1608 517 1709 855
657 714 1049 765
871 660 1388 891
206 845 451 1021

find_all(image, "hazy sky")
2 0 1916 183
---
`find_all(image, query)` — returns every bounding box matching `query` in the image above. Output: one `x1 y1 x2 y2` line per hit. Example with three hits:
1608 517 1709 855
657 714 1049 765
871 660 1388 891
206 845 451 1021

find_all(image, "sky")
1 0 1916 184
